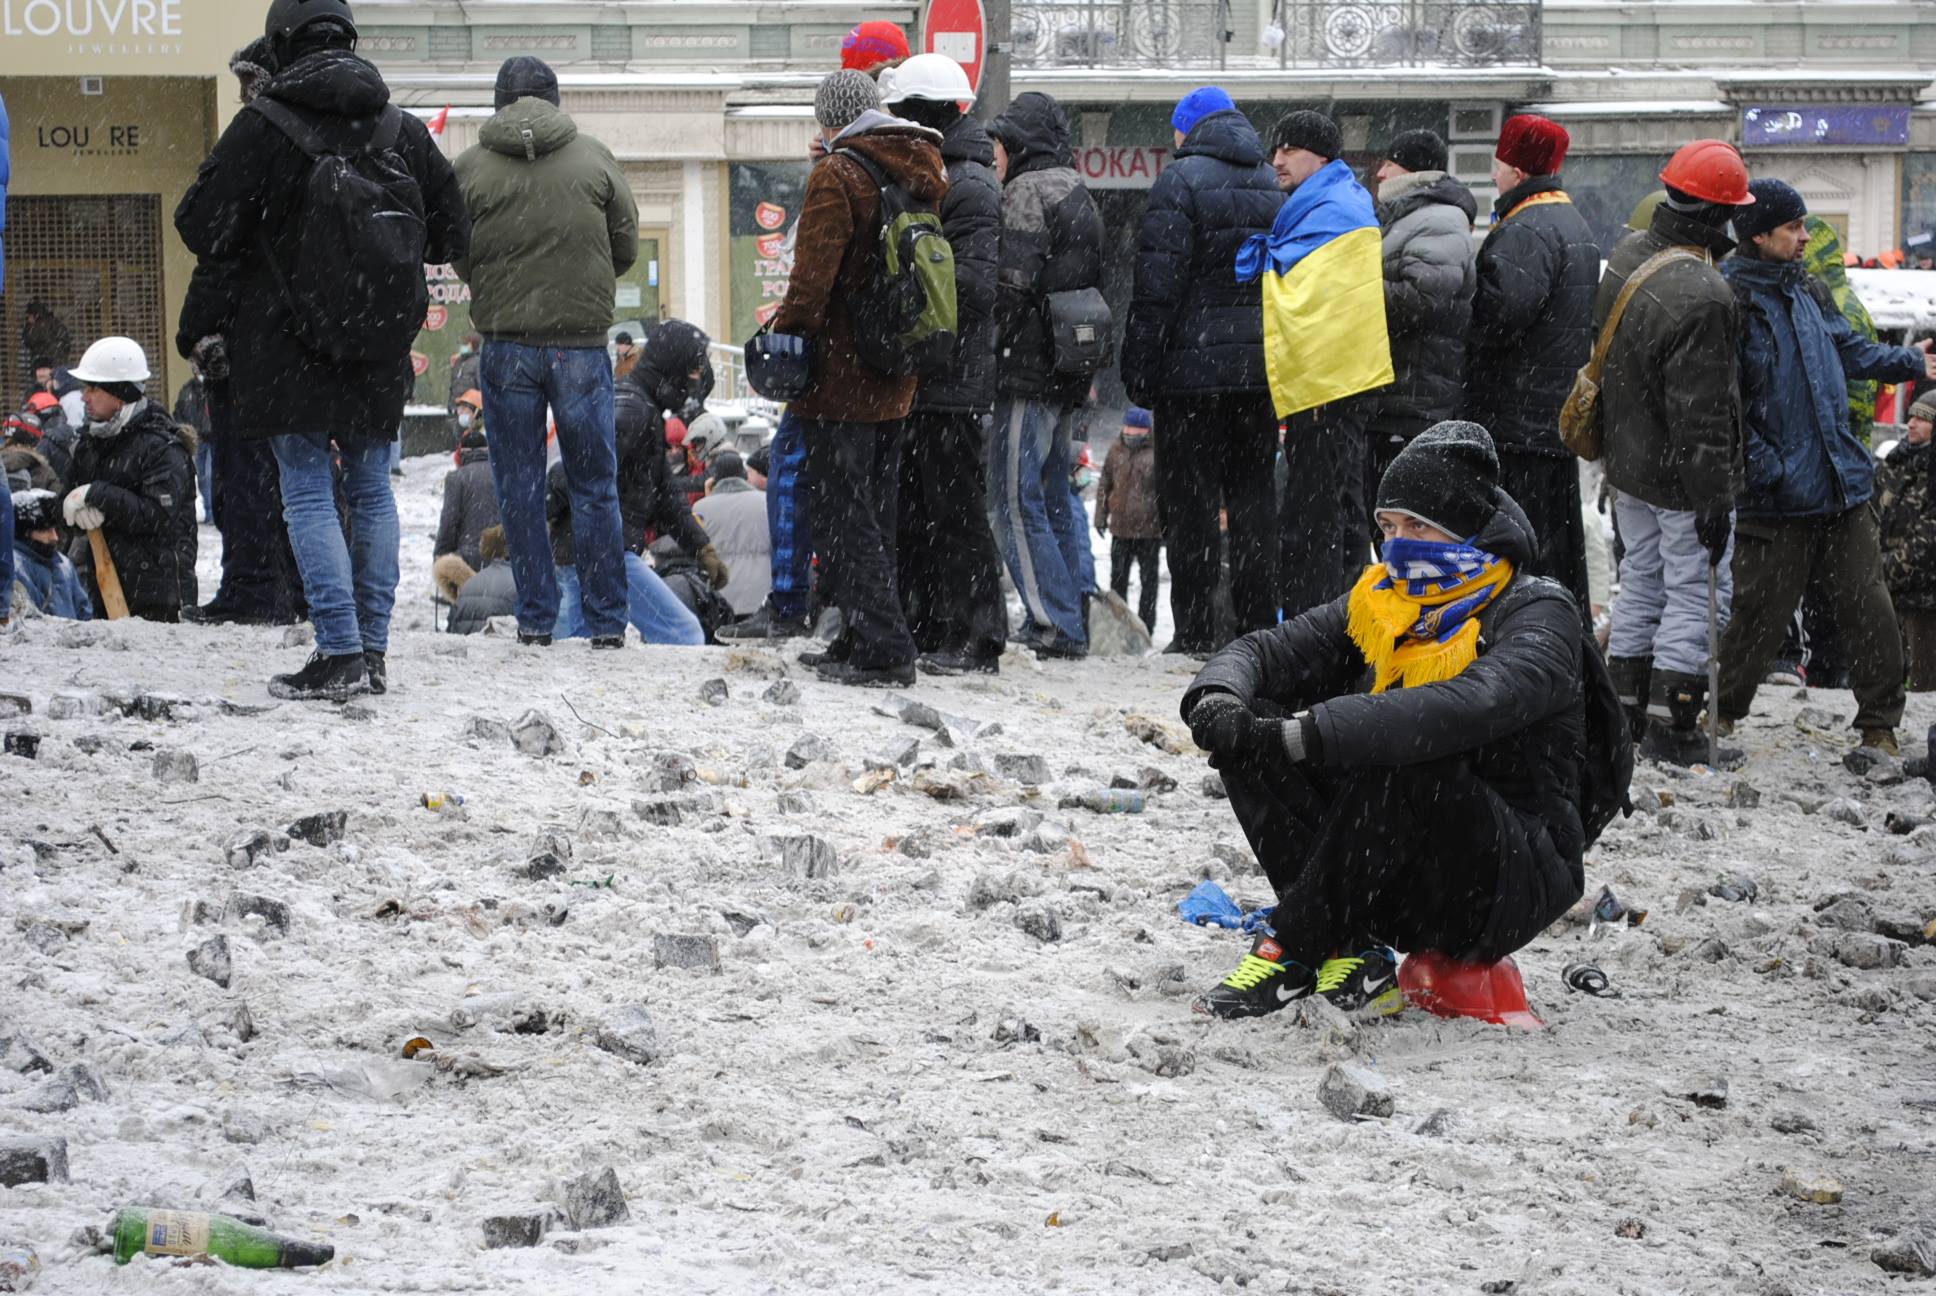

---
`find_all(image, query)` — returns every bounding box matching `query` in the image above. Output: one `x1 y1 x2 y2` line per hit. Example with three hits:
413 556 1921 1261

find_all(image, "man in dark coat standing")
1463 115 1599 623
177 36 304 629
880 54 1010 676
1366 129 1477 533
1123 87 1284 656
174 0 469 699
989 91 1107 660
1179 422 1586 1019
1716 180 1935 756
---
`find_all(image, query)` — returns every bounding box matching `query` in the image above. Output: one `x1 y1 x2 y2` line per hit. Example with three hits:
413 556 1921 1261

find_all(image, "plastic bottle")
110 1207 334 1268
1059 788 1146 814
420 791 465 813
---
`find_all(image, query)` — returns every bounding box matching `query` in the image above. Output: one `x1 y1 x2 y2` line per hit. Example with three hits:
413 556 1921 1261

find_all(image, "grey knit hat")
815 69 881 131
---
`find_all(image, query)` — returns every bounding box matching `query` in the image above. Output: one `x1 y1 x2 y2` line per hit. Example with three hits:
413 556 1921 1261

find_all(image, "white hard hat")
69 336 151 385
880 53 973 108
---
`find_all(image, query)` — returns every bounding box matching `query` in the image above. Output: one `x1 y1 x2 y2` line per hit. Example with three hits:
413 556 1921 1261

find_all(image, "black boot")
269 652 369 703
364 650 387 696
1607 655 1652 745
1638 669 1740 768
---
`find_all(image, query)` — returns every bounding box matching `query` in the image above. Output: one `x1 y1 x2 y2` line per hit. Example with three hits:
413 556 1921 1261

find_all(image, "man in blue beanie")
1715 178 1936 757
1122 87 1283 656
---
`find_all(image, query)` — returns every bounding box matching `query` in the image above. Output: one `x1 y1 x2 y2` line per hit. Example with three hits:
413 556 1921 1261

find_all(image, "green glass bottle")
110 1207 334 1268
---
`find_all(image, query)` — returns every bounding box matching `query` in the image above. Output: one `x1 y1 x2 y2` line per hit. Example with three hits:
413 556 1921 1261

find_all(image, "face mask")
457 409 474 430
1121 431 1149 448
25 538 58 562
458 344 474 357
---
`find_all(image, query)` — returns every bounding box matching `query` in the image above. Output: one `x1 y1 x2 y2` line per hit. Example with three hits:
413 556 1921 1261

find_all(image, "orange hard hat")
457 388 483 409
1659 139 1754 207
25 392 58 414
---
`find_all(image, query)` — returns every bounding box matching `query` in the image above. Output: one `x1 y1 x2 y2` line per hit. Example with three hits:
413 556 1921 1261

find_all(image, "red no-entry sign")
924 0 987 98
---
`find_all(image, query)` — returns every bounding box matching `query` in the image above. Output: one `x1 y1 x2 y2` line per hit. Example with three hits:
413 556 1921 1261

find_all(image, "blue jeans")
555 553 705 645
480 341 627 638
272 433 399 656
989 397 1086 645
1070 476 1096 594
766 411 813 619
195 438 215 522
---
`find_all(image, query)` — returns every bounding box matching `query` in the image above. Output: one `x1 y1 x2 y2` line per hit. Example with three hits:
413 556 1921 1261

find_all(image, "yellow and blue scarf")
1346 537 1515 693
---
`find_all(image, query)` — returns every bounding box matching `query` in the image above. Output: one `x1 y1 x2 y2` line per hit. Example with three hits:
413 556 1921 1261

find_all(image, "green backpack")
836 147 958 378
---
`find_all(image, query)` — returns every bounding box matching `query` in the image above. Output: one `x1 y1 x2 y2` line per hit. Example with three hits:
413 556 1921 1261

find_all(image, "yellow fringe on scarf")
1344 560 1515 694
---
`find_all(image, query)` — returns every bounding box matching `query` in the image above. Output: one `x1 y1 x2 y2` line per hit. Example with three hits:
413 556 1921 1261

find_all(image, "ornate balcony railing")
1010 0 1541 69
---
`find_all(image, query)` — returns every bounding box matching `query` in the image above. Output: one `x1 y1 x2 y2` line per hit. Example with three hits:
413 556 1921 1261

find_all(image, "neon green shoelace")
1315 956 1363 995
1221 953 1286 990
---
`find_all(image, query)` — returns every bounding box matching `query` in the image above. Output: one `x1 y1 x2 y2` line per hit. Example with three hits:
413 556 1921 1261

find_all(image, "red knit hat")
1495 115 1569 176
841 20 909 71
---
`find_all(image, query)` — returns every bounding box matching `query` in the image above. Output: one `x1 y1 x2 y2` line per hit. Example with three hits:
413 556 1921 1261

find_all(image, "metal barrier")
706 341 787 427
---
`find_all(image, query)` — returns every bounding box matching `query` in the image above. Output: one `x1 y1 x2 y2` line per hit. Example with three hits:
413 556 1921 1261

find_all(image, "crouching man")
1179 421 1587 1017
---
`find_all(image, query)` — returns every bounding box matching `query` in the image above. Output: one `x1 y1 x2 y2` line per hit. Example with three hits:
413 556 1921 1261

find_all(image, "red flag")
428 105 450 137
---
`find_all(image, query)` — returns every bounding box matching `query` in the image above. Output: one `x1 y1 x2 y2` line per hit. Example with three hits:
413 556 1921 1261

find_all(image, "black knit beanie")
1374 420 1500 541
1385 128 1446 174
1271 110 1341 161
101 380 145 406
495 56 560 109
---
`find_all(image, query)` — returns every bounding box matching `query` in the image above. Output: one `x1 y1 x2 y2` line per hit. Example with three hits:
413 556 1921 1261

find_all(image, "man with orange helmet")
1597 139 1755 766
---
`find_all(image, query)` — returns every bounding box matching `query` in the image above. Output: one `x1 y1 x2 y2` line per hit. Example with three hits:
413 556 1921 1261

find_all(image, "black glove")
1694 513 1731 568
1187 693 1277 757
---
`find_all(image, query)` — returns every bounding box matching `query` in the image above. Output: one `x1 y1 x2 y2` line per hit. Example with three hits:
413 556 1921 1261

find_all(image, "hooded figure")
11 487 91 619
612 320 726 587
1179 421 1588 1020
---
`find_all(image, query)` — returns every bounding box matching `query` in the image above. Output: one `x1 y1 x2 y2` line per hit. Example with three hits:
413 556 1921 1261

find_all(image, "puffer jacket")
1464 175 1601 449
1722 253 1923 521
1595 206 1742 523
773 112 948 423
692 478 771 617
1120 110 1282 403
1373 170 1477 437
447 560 515 635
915 112 1001 415
434 445 501 572
453 97 637 347
66 401 198 618
1181 492 1585 957
991 93 1106 406
173 49 469 446
1878 439 1936 611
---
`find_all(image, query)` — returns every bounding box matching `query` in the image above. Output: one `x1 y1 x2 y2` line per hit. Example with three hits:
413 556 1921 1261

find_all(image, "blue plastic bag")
1176 880 1275 932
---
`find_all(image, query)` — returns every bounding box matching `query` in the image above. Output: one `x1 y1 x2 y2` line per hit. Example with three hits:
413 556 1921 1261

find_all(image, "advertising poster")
728 160 811 345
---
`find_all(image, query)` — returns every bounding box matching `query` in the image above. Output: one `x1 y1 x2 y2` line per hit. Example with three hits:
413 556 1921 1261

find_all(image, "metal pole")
979 0 1012 122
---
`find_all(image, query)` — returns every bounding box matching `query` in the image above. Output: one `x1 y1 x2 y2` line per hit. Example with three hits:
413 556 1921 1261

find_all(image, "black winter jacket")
67 401 199 618
173 49 469 447
435 446 502 573
1463 176 1600 451
1373 171 1477 436
612 366 711 559
1120 111 1283 404
991 94 1106 405
916 113 1002 415
1181 494 1586 957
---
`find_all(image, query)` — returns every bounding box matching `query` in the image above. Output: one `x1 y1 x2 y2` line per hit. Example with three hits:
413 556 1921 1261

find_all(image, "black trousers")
210 432 302 619
1279 398 1370 620
1153 393 1278 652
1109 535 1161 632
1219 750 1540 967
896 410 1008 661
1497 446 1591 629
802 416 917 670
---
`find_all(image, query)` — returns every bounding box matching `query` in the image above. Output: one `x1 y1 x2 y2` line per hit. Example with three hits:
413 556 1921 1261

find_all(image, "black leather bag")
1045 286 1115 376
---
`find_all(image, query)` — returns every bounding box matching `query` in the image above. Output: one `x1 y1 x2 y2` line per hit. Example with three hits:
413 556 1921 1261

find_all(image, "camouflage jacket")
1877 439 1936 611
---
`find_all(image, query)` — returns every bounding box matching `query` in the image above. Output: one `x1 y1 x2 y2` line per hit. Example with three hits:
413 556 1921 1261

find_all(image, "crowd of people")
9 1 1936 1017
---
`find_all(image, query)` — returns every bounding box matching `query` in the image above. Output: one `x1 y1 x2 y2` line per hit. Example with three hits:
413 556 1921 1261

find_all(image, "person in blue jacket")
10 489 92 620
1717 180 1936 755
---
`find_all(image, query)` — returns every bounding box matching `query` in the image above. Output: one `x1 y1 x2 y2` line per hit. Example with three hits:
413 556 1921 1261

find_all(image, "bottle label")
144 1210 211 1257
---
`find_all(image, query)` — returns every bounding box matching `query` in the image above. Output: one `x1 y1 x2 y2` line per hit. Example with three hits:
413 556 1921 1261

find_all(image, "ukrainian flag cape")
1236 159 1393 419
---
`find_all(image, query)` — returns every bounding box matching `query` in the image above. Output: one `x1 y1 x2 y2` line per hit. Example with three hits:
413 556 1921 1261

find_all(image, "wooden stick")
86 529 130 620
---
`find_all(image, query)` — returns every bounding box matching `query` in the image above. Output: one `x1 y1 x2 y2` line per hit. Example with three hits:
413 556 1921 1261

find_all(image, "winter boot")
363 650 387 696
1638 669 1741 768
1193 932 1318 1019
1859 727 1899 757
1607 655 1653 745
269 652 369 703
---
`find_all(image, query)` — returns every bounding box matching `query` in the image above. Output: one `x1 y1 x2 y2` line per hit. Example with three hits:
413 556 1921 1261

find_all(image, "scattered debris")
1318 1063 1394 1121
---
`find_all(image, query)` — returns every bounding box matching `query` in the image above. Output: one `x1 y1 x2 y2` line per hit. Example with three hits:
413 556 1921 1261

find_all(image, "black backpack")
250 99 429 366
1479 582 1633 846
833 148 959 379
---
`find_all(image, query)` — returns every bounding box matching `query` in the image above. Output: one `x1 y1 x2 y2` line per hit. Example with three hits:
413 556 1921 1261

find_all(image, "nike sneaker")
1315 944 1405 1018
1193 934 1316 1019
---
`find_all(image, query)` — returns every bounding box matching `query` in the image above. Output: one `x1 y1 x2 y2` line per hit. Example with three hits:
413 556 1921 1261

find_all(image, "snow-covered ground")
2 456 1933 1293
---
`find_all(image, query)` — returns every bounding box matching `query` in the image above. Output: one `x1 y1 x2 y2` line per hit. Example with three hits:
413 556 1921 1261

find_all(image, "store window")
3 194 164 403
1903 153 1936 253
